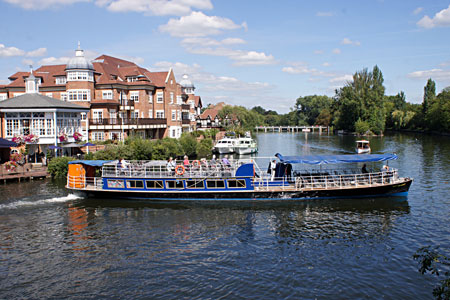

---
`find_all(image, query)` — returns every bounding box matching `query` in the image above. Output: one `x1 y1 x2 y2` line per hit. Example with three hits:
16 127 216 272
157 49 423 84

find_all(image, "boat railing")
67 175 103 190
101 159 254 178
253 169 401 191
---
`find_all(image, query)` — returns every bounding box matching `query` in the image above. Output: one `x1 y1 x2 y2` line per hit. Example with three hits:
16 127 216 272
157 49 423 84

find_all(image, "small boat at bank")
234 137 258 155
66 153 412 201
356 140 371 154
213 136 237 154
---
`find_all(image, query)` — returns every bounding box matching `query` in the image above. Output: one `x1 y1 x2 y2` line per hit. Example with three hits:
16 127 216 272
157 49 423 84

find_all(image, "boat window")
185 180 205 189
166 180 184 189
206 180 226 189
227 179 246 188
107 179 124 188
146 180 164 189
127 180 144 189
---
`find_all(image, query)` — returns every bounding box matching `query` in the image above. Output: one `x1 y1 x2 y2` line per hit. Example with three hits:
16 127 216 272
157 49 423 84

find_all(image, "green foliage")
423 78 436 114
93 144 133 160
196 138 213 158
295 95 333 125
179 133 198 157
413 246 450 300
218 105 265 130
48 156 75 178
354 118 370 135
427 88 450 132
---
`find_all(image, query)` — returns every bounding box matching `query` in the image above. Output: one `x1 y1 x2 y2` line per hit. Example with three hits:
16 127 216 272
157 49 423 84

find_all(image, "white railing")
67 175 103 190
101 159 253 178
253 170 400 191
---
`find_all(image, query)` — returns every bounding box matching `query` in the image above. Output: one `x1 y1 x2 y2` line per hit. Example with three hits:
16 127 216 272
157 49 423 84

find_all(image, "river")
0 132 449 299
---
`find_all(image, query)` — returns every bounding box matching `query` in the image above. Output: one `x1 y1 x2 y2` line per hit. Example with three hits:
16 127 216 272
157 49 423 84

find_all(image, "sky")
1 0 450 113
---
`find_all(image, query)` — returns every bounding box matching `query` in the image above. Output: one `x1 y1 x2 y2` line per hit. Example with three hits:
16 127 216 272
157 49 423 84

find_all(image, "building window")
92 110 103 121
92 132 104 141
102 90 113 100
156 92 163 103
60 93 67 101
177 95 182 105
80 112 87 120
55 77 66 84
45 93 53 98
171 110 176 121
170 92 174 104
132 110 139 119
148 110 153 118
0 94 7 101
67 71 92 81
127 76 138 82
67 90 91 101
130 91 139 102
156 110 164 118
149 93 153 103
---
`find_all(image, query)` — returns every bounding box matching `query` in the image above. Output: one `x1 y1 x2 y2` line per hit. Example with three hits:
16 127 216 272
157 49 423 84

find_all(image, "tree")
423 78 436 114
295 95 333 125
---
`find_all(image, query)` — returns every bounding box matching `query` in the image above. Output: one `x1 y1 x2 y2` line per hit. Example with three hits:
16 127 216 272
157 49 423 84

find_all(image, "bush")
196 138 213 158
48 156 75 178
355 118 370 135
179 133 197 157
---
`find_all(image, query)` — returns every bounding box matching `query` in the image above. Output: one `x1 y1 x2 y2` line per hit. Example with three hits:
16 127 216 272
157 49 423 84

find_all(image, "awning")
0 138 17 148
62 143 81 148
69 160 113 166
275 153 397 165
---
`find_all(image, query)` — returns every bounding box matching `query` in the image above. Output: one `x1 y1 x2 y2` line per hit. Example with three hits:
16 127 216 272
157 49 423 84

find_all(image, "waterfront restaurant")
0 71 89 158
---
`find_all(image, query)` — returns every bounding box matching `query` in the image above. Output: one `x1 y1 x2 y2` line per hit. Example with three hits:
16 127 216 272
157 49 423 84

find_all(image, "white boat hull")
216 146 235 154
235 147 258 155
356 148 371 154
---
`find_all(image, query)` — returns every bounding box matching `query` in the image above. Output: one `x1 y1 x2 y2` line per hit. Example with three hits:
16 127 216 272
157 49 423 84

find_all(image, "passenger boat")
356 140 371 154
234 137 258 155
66 153 412 201
213 136 237 154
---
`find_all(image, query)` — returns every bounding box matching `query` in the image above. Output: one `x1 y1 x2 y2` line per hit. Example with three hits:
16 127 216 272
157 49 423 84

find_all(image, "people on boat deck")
382 165 390 172
270 159 276 181
210 154 217 165
167 157 176 174
183 155 190 170
118 158 128 170
222 155 230 166
362 164 368 174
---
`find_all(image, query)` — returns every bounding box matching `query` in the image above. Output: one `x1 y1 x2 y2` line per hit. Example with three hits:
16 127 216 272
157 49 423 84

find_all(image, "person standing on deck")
270 159 276 181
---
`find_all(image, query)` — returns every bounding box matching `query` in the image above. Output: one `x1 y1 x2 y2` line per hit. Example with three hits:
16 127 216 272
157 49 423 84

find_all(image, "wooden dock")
0 163 49 183
255 125 329 133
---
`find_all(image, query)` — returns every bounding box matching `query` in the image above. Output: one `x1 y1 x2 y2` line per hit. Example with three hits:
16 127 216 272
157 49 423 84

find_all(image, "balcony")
119 99 134 110
182 119 191 125
89 118 167 129
181 104 191 112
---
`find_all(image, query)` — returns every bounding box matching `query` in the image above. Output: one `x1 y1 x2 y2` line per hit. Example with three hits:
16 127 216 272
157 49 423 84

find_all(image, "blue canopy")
0 138 17 148
83 142 96 147
69 160 113 166
49 145 61 149
275 153 397 165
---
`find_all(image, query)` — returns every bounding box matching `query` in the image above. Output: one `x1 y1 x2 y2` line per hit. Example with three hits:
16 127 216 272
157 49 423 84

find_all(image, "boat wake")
0 194 81 210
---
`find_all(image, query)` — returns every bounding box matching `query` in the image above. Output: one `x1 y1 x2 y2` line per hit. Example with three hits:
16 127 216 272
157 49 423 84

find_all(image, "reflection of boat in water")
234 137 258 155
356 140 371 154
66 153 412 201
213 137 237 154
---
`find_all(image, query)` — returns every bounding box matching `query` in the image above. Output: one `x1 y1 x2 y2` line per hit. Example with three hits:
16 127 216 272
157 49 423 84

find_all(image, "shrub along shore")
48 132 215 178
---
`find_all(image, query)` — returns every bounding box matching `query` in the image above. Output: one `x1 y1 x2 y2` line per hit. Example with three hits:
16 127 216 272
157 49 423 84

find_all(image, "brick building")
0 44 202 142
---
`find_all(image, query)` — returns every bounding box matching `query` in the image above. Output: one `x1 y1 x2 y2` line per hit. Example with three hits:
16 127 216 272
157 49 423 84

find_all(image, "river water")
0 132 449 299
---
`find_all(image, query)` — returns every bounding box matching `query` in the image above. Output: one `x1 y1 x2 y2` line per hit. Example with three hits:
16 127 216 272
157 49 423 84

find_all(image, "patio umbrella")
62 143 81 148
82 142 96 154
0 137 17 148
49 145 62 150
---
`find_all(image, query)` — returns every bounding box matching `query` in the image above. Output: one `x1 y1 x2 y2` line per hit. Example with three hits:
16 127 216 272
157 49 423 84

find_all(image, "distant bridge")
255 125 329 133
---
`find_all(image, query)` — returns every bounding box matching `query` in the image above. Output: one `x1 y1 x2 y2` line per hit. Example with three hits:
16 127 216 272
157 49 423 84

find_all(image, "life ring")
192 160 201 167
175 165 185 175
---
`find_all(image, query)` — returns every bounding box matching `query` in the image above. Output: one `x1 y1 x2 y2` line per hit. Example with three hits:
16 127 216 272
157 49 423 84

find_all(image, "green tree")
295 95 333 125
196 138 213 158
48 156 75 178
179 133 198 157
423 78 436 114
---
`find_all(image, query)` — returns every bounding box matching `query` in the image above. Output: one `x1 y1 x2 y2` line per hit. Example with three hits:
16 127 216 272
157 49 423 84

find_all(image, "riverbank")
0 163 48 183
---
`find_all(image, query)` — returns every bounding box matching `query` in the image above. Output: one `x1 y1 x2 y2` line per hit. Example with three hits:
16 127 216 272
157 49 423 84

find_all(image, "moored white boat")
356 140 371 154
213 137 236 154
234 137 258 155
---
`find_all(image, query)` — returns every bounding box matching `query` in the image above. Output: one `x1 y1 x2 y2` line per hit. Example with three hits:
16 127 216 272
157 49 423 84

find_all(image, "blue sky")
1 0 450 113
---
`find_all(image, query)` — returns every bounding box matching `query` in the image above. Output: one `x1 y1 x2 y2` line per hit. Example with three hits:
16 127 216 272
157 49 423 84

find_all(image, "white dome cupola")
66 42 94 82
180 74 195 94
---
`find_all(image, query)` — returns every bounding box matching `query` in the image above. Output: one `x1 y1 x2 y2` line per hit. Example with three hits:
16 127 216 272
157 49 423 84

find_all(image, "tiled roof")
200 102 227 119
146 71 168 87
194 96 202 107
0 93 90 110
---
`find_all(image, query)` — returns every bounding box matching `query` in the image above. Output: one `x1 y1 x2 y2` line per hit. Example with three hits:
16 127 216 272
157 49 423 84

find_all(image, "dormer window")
67 71 93 82
127 76 138 82
55 77 67 84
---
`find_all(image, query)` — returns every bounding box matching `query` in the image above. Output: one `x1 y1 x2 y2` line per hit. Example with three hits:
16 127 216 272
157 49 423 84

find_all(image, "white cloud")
413 7 423 15
332 48 341 54
329 74 353 84
26 47 47 57
181 37 245 47
316 11 334 17
159 11 245 37
38 56 71 65
3 0 89 10
417 4 450 29
0 44 25 57
97 0 213 16
341 38 361 46
282 62 335 78
230 51 275 66
322 62 330 67
407 68 450 80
